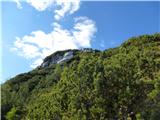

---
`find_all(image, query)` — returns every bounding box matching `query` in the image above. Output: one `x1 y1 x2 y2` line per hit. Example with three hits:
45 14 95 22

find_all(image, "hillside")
1 33 160 120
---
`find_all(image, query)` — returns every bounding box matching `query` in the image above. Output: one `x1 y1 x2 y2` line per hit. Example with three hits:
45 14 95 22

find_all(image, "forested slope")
1 33 160 120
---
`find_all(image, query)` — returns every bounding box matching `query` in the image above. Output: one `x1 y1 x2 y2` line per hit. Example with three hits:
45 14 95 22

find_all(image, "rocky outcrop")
41 50 74 68
40 48 100 68
57 51 73 64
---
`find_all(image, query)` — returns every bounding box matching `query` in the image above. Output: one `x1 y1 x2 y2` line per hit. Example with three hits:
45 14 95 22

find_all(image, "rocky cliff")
40 48 100 68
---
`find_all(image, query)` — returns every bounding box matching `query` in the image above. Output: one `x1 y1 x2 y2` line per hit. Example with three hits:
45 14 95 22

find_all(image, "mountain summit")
40 48 100 68
1 33 160 120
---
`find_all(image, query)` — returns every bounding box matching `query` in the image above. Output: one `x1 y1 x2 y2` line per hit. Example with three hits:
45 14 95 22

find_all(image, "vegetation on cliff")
1 33 160 120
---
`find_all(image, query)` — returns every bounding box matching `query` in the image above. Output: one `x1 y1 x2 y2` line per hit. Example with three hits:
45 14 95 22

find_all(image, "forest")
1 33 160 120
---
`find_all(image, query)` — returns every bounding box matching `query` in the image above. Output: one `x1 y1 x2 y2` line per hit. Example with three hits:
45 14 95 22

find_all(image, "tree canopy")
1 33 160 120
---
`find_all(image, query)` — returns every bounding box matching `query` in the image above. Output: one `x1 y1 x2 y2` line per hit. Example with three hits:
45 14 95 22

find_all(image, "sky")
1 0 160 83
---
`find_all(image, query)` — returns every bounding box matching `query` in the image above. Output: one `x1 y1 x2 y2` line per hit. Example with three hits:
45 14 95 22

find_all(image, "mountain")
1 33 160 120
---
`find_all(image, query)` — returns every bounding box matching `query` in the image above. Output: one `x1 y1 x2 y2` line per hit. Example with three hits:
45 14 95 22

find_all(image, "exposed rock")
40 48 100 68
80 48 100 53
57 51 73 64
40 50 75 68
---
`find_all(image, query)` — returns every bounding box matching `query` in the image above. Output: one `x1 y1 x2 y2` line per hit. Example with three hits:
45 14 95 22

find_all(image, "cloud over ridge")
13 16 96 68
12 0 97 68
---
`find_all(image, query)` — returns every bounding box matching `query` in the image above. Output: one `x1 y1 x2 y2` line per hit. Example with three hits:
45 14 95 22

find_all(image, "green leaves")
5 107 23 120
1 33 160 119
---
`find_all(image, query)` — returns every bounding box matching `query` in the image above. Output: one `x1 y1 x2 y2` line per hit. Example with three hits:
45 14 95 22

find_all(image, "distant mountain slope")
1 33 160 120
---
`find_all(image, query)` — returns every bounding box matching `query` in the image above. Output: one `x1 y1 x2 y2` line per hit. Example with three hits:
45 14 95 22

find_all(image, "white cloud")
54 0 80 20
14 0 22 9
26 0 54 11
73 17 97 47
14 0 80 20
25 0 80 20
12 17 96 68
13 37 41 59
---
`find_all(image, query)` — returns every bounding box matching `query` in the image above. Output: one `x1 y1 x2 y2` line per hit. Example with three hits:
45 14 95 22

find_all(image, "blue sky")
1 1 160 83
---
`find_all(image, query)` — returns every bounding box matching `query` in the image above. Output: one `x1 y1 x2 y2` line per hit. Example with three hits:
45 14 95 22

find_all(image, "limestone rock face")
40 48 100 68
57 51 73 64
40 50 74 68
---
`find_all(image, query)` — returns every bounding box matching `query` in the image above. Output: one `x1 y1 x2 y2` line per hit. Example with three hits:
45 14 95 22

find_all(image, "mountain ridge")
40 48 100 68
1 33 160 120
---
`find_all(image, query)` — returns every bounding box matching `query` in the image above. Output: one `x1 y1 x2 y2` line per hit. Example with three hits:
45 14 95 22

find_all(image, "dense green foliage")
1 33 160 120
